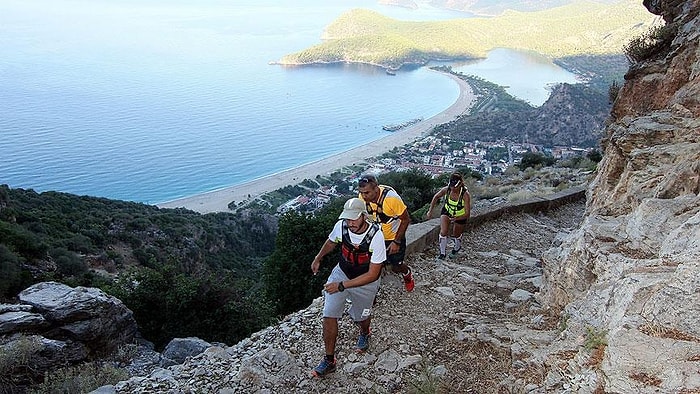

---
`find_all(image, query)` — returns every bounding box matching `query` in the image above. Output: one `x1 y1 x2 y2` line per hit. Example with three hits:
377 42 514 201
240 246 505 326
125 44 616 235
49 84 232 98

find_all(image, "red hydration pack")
339 220 380 279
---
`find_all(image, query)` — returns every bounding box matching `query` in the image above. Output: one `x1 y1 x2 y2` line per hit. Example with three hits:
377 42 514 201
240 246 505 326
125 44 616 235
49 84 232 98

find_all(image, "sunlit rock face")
541 0 700 392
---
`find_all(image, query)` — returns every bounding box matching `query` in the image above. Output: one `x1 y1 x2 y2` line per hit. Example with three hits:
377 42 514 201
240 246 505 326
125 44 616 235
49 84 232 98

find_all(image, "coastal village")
274 130 594 214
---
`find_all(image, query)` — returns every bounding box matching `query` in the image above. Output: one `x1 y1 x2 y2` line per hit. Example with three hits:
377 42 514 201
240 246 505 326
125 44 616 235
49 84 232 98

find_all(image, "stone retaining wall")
405 186 586 256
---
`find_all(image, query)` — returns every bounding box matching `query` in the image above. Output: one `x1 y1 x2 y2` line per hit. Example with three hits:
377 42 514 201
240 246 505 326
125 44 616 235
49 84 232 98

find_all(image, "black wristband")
338 282 345 292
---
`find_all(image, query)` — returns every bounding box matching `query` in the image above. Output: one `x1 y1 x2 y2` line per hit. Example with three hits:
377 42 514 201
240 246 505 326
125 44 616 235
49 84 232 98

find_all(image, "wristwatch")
338 282 345 292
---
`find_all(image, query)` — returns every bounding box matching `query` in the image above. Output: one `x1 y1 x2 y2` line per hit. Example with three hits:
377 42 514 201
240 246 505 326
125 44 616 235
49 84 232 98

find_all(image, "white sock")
454 236 462 251
439 235 447 255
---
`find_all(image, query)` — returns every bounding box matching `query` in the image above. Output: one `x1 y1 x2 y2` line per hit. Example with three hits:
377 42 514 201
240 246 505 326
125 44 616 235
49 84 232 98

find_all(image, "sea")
0 0 578 205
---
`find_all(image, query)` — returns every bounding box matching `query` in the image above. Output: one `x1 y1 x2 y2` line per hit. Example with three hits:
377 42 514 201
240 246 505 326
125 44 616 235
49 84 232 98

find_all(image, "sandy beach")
158 72 475 214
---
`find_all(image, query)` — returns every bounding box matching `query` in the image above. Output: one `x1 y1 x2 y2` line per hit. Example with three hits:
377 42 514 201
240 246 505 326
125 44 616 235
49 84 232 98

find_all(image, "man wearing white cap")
309 197 387 378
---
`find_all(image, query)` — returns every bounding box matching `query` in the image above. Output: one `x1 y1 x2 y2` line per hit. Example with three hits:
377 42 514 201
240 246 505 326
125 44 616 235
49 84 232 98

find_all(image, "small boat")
386 69 396 76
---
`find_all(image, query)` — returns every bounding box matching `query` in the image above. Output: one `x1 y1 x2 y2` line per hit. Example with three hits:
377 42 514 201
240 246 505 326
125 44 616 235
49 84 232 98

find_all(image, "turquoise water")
449 48 580 106
0 0 575 204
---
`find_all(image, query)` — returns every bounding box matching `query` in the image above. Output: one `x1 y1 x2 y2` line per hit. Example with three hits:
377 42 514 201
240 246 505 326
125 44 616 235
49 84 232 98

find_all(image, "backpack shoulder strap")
376 185 393 209
366 222 379 241
360 223 380 248
444 186 467 210
365 186 390 212
458 187 467 210
341 220 350 244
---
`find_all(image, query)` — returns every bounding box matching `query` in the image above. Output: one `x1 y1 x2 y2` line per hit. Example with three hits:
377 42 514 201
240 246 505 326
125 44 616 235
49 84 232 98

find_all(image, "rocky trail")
113 200 585 393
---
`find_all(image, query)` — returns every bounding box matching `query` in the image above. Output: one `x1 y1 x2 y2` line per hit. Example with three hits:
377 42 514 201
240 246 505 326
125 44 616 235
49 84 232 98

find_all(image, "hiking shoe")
403 271 415 292
311 357 336 377
437 254 446 260
355 332 371 353
450 248 460 257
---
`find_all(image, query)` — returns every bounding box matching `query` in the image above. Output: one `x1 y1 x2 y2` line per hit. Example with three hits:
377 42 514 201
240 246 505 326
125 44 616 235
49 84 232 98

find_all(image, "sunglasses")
358 176 376 186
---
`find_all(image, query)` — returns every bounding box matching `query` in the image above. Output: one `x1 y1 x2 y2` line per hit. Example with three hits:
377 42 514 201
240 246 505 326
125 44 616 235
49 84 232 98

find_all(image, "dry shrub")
507 190 534 202
437 341 511 394
30 361 128 394
407 360 446 394
639 324 700 342
587 346 606 367
554 350 578 361
623 22 678 63
630 371 662 387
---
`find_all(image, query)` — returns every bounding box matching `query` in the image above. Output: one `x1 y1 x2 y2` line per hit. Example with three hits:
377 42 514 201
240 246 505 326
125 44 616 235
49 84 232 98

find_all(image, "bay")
448 48 579 106
0 0 575 204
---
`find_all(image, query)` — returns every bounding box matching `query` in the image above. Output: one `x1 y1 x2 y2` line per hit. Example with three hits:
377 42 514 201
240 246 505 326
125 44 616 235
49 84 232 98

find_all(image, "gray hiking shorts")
323 264 381 322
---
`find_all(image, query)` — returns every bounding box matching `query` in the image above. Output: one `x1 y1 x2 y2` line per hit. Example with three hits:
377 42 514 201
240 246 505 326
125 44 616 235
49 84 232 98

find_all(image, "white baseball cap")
338 198 368 220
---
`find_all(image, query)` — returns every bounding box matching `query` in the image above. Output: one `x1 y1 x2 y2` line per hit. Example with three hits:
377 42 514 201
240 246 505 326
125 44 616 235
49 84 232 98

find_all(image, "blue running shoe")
355 332 371 353
311 357 336 378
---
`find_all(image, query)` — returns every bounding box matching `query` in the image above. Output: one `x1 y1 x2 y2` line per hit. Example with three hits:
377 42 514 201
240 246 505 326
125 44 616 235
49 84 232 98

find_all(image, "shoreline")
157 72 475 214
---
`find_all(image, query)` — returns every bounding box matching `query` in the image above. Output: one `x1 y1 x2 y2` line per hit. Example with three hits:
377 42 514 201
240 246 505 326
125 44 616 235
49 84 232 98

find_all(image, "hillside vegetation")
278 0 656 69
0 186 279 347
433 69 611 147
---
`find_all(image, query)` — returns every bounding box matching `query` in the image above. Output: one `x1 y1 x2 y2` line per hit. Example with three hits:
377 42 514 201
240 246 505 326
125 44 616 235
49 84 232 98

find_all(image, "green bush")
519 152 556 170
0 245 23 300
584 325 608 350
587 149 603 163
374 168 438 213
52 248 88 277
623 23 677 64
106 265 275 349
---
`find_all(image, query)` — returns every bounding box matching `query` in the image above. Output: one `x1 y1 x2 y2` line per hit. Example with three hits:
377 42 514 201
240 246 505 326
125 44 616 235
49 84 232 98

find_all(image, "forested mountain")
434 73 611 147
278 0 654 69
427 0 618 16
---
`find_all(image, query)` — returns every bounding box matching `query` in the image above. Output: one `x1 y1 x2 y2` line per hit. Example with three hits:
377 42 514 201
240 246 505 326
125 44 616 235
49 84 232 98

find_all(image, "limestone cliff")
541 0 700 392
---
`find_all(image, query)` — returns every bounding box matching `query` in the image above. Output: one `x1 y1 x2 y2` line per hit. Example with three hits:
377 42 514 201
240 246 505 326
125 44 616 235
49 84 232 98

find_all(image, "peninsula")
276 1 654 70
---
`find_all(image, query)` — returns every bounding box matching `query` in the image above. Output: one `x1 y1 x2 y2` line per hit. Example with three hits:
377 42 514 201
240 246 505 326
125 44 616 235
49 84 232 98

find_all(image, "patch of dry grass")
639 324 700 342
629 371 662 387
436 341 512 394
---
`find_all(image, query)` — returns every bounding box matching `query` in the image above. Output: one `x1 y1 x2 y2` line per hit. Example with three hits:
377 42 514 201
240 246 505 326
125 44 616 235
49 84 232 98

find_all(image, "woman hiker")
425 171 471 260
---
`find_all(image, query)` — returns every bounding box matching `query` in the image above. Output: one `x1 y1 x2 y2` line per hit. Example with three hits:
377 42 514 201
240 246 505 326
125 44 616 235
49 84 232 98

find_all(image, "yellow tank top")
444 188 467 217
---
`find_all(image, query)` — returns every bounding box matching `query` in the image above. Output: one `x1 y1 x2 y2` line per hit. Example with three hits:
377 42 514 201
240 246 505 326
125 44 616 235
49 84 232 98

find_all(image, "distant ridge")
277 0 655 70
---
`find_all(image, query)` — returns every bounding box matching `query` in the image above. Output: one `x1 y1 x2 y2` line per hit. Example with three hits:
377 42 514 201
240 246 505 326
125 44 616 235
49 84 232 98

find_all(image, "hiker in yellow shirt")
357 174 415 292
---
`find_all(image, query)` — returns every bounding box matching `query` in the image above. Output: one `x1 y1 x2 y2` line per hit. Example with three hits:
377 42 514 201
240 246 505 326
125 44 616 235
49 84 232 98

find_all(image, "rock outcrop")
0 282 139 388
540 0 700 392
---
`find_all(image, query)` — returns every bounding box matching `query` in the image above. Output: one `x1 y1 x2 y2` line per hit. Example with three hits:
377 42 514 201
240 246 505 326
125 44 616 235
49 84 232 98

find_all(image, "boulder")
18 281 139 354
0 282 140 390
161 337 212 365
